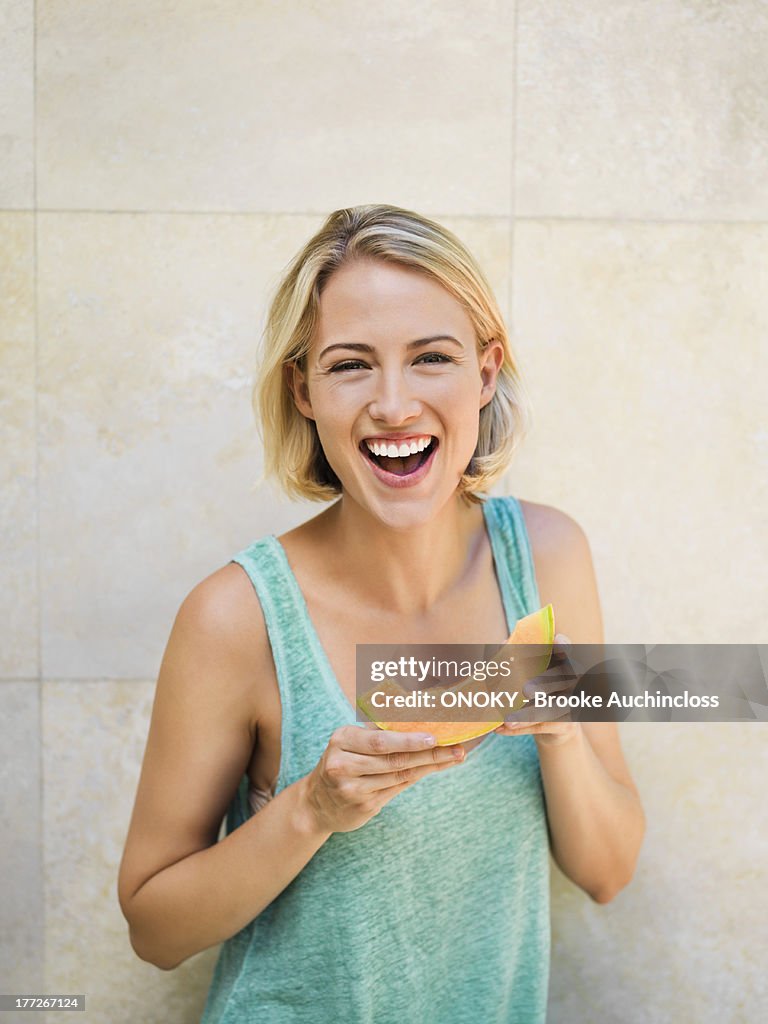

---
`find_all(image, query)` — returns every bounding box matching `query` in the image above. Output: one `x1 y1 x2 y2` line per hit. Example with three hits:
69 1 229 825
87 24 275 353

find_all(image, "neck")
316 493 487 616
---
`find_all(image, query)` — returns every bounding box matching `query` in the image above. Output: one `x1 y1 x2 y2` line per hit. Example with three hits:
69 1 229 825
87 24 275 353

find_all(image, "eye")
329 359 368 372
416 352 453 364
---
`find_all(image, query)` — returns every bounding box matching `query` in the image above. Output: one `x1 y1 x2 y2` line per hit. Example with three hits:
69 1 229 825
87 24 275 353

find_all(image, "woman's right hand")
302 725 466 833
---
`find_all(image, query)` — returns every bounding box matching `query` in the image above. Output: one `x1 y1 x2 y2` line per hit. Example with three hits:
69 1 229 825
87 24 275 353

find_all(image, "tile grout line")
504 0 520 502
511 215 768 226
509 0 519 347
4 207 766 226
3 677 158 685
31 1 47 1011
7 207 513 219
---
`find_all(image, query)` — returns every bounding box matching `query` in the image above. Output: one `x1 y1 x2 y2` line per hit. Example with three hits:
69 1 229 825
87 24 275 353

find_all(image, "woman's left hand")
494 633 580 748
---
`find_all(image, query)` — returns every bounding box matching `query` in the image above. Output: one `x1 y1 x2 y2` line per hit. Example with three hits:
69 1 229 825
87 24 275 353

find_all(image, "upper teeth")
365 436 433 458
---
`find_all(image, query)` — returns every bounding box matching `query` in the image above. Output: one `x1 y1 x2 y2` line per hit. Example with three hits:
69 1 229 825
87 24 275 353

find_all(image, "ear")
478 339 504 410
285 361 315 421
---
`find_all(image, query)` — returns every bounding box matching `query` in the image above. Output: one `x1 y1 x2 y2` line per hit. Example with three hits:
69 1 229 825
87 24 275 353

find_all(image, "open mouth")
361 436 438 477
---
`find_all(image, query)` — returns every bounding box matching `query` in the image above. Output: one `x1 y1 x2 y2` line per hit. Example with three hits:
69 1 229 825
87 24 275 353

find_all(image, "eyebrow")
318 335 464 360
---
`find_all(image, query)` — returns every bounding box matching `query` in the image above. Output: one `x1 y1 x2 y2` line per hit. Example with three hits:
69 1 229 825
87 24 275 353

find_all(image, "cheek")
450 385 486 453
310 397 354 453
425 373 484 423
441 373 485 417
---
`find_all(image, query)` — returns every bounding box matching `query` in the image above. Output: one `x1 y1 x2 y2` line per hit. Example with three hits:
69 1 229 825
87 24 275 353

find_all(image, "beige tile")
0 682 44 1018
516 1 768 219
0 213 37 677
43 680 219 1023
442 217 512 322
0 1 34 207
507 221 767 643
37 212 327 679
37 1 515 214
548 722 768 1023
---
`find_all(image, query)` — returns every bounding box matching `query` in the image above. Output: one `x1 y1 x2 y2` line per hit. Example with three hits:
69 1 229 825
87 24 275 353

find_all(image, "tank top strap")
482 495 542 625
230 536 352 802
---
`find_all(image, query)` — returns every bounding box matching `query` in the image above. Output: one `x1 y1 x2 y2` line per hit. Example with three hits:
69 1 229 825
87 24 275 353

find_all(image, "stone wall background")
1 2 766 1021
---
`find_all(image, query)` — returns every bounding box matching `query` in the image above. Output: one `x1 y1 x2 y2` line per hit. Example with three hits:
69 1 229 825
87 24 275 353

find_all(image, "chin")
354 487 458 533
372 504 434 532
335 448 469 530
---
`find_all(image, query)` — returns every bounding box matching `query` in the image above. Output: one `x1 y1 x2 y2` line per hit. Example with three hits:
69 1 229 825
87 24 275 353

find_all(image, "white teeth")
364 435 434 457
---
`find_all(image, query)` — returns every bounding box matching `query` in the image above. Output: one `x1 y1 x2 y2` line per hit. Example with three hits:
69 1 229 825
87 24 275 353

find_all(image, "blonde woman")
119 205 644 1024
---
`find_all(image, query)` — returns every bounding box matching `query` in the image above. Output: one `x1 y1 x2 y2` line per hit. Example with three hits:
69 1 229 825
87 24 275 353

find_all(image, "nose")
368 368 422 426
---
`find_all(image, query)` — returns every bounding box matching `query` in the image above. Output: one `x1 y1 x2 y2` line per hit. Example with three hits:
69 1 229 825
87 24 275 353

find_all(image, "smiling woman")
282 254 508 530
117 204 644 1024
258 205 531 509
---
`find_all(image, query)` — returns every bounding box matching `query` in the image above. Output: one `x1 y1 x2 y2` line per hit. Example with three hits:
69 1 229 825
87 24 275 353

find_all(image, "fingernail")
421 735 436 747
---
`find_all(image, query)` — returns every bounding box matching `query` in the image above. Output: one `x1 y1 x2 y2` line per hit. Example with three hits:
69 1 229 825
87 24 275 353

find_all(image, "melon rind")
356 604 555 745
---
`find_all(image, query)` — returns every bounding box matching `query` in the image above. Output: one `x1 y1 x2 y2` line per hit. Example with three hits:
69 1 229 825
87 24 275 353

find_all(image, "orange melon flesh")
356 604 555 745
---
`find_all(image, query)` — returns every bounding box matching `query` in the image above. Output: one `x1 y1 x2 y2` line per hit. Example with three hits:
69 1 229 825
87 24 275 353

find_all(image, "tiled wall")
1 3 766 1022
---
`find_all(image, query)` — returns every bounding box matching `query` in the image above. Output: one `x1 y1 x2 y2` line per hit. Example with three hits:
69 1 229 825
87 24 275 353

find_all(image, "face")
289 258 503 530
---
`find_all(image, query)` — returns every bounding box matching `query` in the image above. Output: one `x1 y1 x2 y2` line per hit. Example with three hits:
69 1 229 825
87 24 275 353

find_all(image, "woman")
118 205 645 1023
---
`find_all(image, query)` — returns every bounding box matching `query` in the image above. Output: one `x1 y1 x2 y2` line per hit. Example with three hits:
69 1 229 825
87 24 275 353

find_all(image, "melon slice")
356 604 555 745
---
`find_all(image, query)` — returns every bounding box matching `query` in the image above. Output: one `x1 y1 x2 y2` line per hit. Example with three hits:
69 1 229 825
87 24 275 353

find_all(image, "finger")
505 711 573 727
497 707 573 729
516 687 577 718
530 722 581 746
339 725 467 775
340 724 438 755
495 717 576 738
361 750 466 793
367 740 467 778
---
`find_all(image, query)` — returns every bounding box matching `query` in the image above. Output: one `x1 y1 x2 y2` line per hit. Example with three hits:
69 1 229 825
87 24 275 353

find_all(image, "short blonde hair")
257 204 533 503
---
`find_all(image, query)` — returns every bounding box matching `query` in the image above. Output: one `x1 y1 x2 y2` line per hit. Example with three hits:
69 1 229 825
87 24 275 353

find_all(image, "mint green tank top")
200 495 550 1024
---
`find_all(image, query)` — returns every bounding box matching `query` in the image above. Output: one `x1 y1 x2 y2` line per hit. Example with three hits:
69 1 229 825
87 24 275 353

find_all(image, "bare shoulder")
518 498 604 645
177 561 273 726
518 498 591 555
182 561 268 654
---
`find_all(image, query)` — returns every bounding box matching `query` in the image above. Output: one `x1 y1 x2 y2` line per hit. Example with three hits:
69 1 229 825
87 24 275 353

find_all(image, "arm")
515 502 646 904
117 565 332 970
117 564 463 970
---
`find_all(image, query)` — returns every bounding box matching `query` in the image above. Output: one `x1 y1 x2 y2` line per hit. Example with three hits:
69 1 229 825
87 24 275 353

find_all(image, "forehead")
314 258 474 345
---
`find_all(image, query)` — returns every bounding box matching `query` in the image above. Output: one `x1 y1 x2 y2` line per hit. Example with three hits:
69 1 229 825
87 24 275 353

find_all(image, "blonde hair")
257 204 533 503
